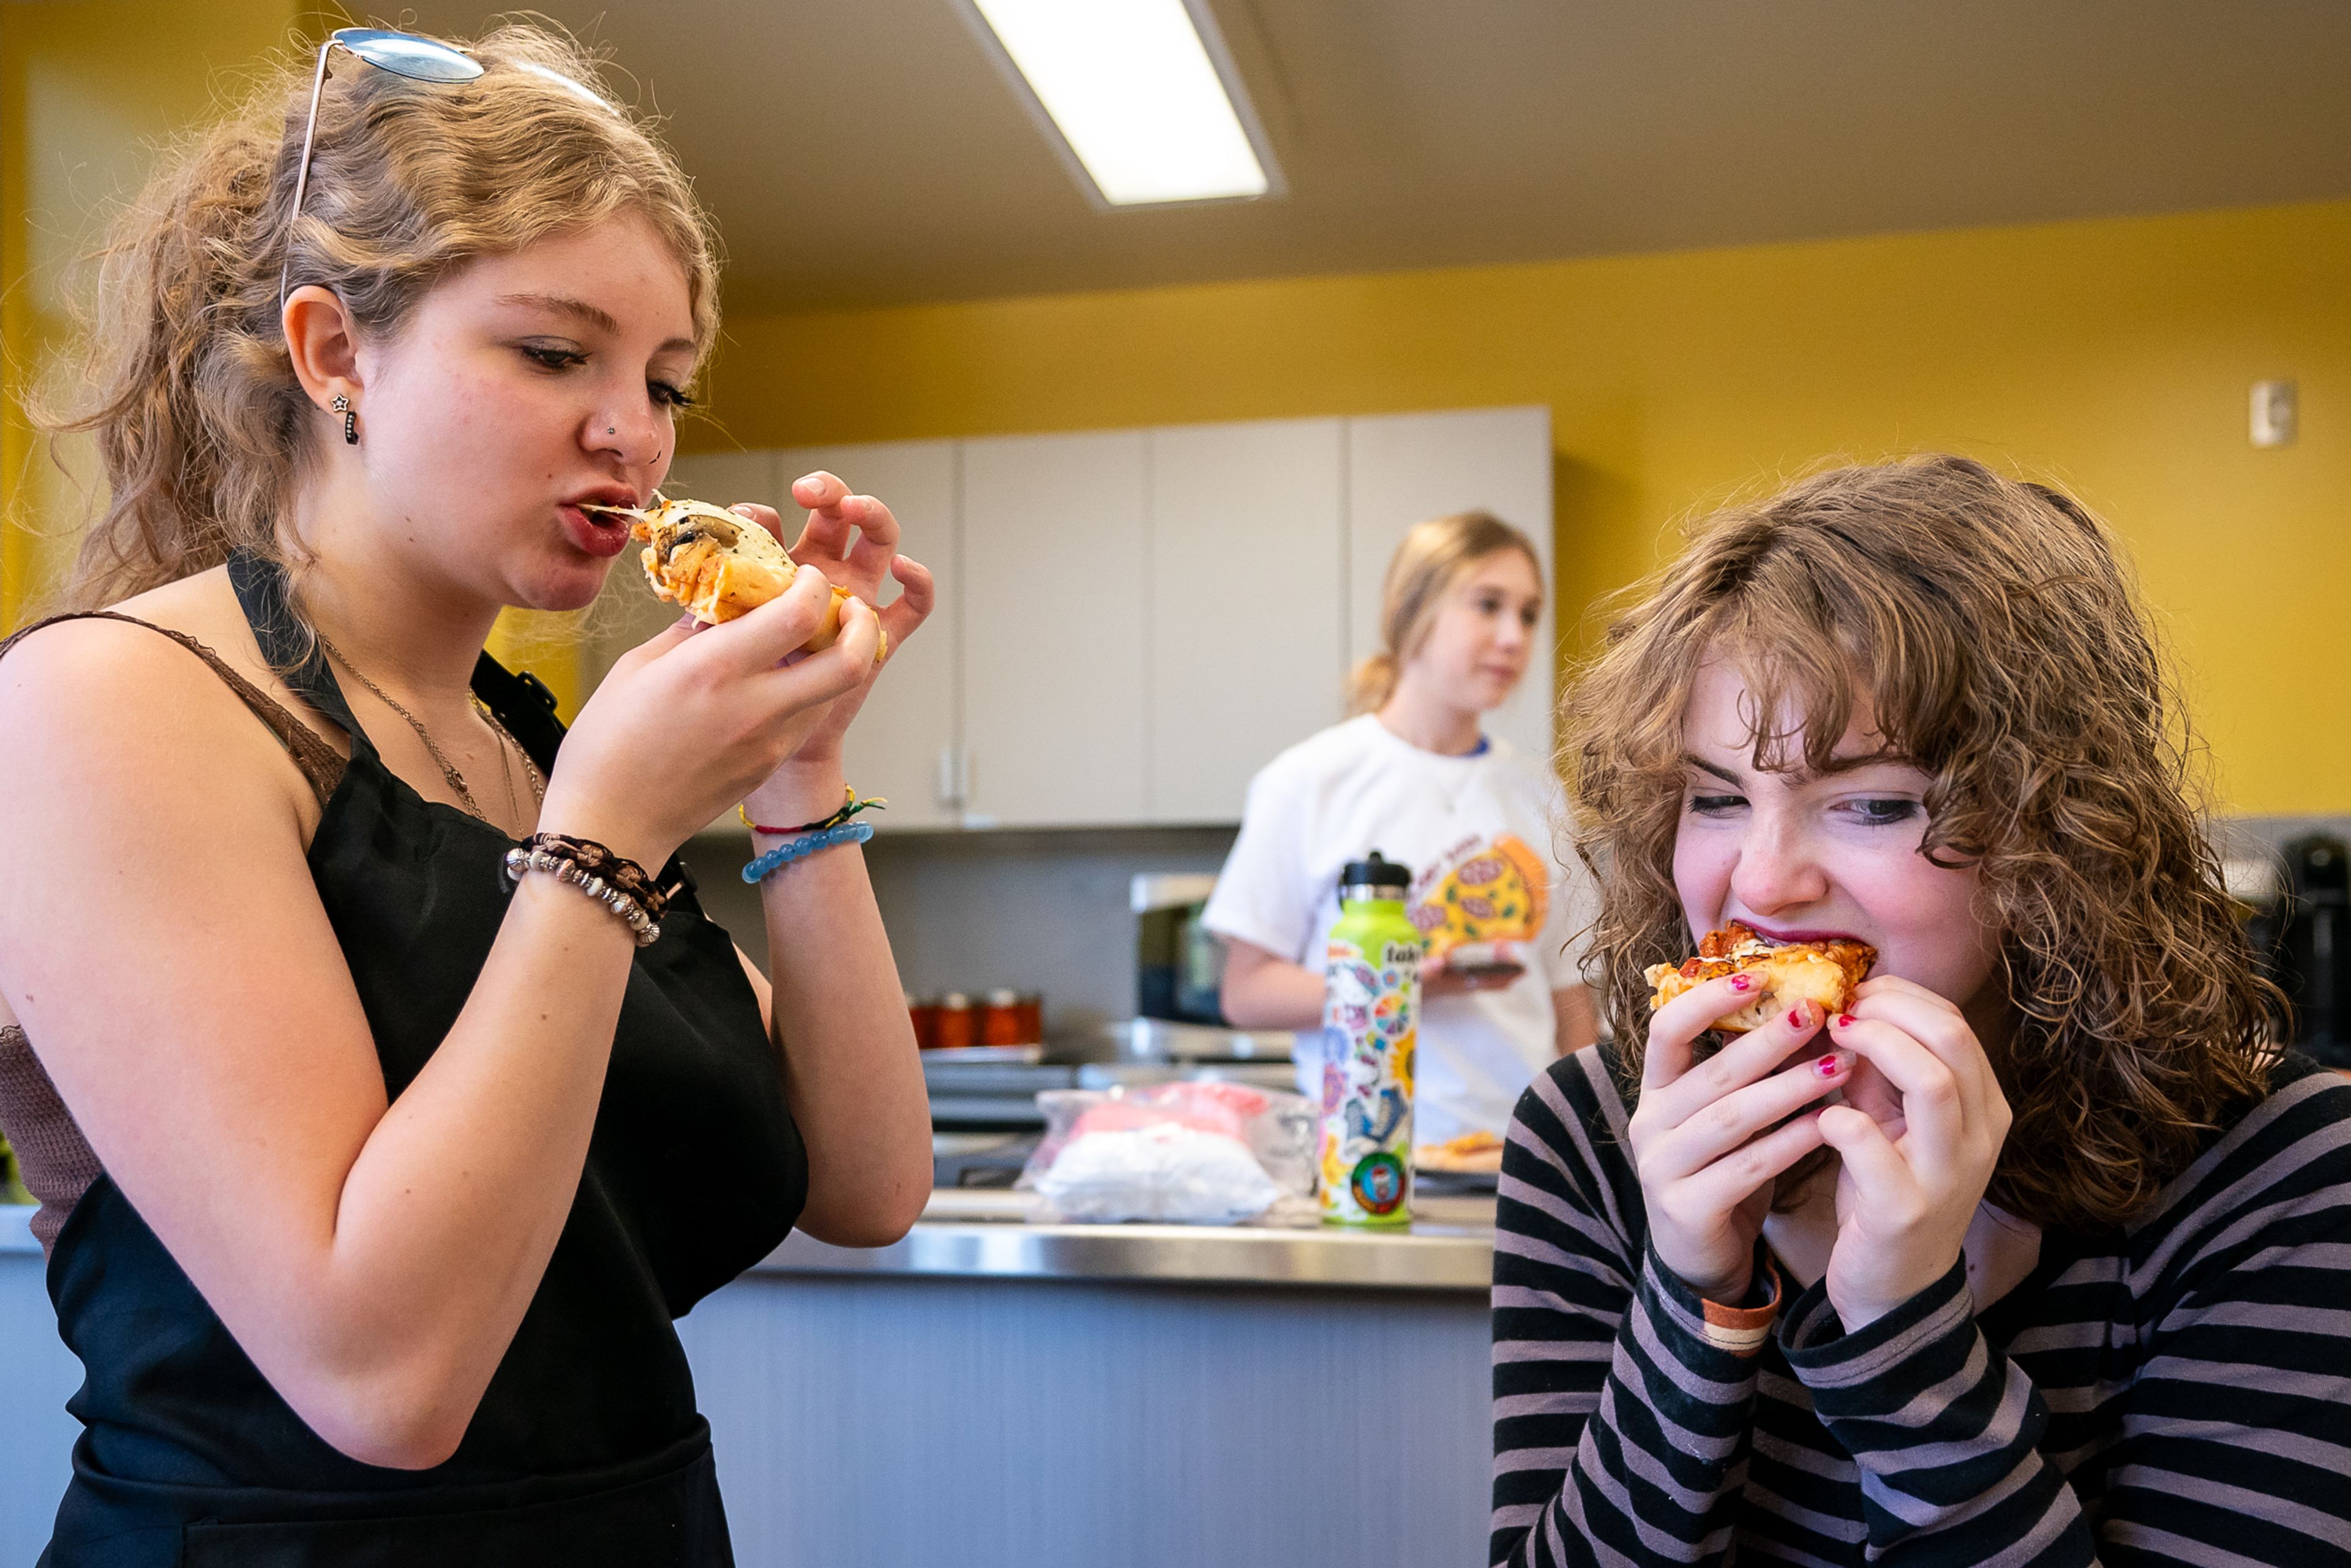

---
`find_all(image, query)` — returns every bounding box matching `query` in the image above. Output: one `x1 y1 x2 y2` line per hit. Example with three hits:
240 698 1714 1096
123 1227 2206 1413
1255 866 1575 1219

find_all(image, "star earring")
331 394 357 445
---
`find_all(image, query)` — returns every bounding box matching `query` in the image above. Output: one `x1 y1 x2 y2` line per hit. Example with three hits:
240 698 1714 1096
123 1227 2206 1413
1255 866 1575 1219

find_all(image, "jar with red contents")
932 992 978 1051
979 989 1043 1048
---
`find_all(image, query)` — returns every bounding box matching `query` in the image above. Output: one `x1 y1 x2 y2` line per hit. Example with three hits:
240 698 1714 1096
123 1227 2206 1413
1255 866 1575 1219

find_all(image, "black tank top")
17 550 806 1566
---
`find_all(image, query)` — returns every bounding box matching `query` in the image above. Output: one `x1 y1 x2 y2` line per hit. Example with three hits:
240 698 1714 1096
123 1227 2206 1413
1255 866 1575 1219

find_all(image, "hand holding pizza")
1815 975 2011 1329
1627 975 1845 1304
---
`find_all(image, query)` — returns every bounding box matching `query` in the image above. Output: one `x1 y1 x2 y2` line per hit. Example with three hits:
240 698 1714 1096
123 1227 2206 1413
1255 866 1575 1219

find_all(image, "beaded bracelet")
515 832 671 919
742 820 874 883
503 835 664 947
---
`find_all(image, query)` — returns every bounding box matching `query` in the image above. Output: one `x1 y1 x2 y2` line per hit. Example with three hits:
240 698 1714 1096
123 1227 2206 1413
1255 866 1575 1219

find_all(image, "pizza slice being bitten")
581 492 887 660
1643 922 1877 1034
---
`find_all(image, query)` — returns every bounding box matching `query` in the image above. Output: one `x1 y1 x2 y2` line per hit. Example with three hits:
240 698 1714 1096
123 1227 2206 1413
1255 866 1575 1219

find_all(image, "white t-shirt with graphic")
1202 715 1596 1144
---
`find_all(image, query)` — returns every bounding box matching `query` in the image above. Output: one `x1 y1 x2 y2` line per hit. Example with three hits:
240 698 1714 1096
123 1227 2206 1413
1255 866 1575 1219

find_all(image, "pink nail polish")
1815 1052 1846 1078
1729 973 1755 992
1787 1005 1809 1029
1835 1013 1858 1029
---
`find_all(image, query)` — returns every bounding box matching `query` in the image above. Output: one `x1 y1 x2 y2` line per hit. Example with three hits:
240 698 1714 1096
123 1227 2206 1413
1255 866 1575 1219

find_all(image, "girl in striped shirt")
1494 456 2351 1566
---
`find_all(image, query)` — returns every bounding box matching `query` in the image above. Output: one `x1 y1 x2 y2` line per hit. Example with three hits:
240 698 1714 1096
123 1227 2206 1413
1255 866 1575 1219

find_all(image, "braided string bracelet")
503 833 667 947
740 789 887 883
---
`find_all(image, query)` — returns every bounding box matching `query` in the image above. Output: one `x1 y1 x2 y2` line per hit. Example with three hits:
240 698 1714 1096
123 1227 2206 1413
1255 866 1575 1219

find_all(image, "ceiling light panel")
968 0 1273 206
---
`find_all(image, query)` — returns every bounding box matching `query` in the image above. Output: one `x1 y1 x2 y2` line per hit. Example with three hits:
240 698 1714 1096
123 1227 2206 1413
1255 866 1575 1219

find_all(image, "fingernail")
1787 1003 1810 1029
1729 973 1755 992
1835 1013 1858 1029
1815 1051 1850 1079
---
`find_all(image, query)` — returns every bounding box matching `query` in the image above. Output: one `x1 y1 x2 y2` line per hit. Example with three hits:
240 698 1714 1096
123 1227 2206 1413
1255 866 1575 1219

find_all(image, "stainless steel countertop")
749 1188 1497 1293
1 1191 1501 1293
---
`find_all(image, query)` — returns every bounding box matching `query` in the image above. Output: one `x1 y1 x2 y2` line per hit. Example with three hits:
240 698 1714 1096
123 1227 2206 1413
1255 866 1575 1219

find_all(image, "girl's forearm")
309 875 639 1462
1220 943 1325 1030
757 842 931 1245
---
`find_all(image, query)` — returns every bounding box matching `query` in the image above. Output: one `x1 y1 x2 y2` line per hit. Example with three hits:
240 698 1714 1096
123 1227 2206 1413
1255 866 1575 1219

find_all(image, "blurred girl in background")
1208 510 1597 1152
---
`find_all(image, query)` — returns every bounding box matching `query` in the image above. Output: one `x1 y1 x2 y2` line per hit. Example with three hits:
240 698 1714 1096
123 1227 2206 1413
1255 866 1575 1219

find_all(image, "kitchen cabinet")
770 440 961 830
1147 417 1345 822
1346 406 1554 763
960 430 1150 827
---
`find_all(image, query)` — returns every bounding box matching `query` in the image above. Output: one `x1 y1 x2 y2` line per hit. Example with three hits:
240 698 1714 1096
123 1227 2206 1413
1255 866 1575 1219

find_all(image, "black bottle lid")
1341 851 1411 890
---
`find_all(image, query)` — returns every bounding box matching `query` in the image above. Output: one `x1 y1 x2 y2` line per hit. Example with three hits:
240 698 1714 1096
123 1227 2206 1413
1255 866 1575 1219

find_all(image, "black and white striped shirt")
1492 1045 2351 1566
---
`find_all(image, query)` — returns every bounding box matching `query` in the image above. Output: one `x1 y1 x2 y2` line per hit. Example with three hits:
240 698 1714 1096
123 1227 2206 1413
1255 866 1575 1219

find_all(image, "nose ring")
607 426 617 435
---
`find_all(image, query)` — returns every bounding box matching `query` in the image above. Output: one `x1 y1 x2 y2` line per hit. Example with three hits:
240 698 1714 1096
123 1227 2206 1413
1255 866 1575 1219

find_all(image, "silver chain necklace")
314 631 546 827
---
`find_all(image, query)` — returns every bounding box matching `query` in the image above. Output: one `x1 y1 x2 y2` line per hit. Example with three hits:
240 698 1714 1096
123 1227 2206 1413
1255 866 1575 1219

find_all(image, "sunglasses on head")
278 27 610 309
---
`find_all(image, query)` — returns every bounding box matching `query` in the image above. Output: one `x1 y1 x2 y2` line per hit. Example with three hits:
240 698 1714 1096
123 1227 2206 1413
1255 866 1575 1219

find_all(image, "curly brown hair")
1562 455 2276 1233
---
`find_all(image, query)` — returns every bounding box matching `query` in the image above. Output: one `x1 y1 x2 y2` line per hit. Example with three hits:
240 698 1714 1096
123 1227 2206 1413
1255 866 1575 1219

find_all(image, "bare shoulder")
0 569 339 828
0 575 390 1316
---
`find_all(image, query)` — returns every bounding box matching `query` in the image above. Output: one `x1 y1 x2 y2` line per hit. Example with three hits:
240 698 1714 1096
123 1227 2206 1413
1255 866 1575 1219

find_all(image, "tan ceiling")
398 0 2351 315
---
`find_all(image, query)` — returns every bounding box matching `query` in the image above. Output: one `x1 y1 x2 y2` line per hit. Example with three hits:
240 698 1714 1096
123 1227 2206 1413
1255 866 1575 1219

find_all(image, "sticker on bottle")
1349 1150 1408 1217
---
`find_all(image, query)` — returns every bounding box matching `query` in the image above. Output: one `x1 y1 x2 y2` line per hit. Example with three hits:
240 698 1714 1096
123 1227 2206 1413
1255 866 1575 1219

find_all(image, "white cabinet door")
664 448 783 511
960 430 1149 827
581 449 779 697
1344 407 1556 763
1147 418 1344 823
771 440 961 830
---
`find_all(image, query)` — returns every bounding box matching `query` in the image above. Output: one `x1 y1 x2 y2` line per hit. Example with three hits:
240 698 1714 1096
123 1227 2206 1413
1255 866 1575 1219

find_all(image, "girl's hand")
538 560 880 869
730 472 936 819
1628 977 1849 1303
1816 975 2011 1329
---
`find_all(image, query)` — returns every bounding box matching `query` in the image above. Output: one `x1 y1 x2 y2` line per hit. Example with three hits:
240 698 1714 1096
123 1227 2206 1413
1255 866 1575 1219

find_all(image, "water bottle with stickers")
1318 852 1421 1226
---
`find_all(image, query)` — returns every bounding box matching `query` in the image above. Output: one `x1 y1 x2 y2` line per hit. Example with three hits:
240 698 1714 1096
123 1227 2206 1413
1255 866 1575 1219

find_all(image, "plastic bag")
1019 1081 1316 1224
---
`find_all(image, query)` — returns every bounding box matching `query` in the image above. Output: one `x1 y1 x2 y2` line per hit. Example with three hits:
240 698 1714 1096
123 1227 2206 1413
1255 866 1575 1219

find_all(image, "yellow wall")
692 200 2351 816
0 0 315 620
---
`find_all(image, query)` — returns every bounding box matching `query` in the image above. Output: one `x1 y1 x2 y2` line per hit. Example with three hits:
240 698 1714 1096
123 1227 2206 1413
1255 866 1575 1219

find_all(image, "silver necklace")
315 631 542 827
472 696 547 816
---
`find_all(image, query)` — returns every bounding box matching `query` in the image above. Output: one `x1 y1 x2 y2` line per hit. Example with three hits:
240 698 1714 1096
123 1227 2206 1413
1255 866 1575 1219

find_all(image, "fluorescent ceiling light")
968 0 1273 206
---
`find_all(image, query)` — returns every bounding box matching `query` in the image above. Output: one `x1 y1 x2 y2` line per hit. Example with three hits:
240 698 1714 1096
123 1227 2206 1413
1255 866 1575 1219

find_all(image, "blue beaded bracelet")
742 820 875 883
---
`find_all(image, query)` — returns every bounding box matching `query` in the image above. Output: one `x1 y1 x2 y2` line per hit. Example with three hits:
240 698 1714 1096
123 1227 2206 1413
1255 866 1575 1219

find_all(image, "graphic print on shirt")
1408 834 1550 956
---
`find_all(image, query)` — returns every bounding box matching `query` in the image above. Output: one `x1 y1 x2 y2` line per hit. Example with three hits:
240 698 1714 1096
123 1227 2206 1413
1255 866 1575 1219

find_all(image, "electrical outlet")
2251 380 2298 448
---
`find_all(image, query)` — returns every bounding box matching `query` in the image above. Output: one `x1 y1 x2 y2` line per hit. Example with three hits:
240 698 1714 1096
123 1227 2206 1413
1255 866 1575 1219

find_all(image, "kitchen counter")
757 1187 1496 1292
0 1188 1500 1291
0 1193 1501 1567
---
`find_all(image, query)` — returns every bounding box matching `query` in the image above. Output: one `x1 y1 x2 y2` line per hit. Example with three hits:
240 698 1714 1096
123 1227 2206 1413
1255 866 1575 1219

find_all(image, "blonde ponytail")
1346 651 1400 715
1344 510 1543 716
39 23 719 613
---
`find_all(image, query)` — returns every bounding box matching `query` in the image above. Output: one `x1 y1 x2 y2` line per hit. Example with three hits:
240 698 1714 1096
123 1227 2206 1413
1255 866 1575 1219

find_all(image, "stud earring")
331 394 356 446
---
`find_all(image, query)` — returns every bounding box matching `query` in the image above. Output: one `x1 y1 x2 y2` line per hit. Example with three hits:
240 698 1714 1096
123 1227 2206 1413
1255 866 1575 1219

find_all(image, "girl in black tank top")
0 21 934 1565
6 552 798 1562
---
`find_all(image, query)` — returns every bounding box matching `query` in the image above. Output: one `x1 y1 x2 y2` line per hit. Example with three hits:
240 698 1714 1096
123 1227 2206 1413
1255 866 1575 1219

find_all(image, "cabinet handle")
937 747 975 808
